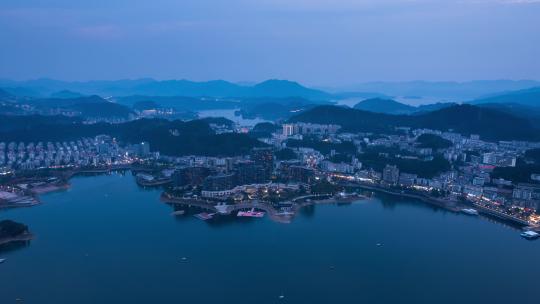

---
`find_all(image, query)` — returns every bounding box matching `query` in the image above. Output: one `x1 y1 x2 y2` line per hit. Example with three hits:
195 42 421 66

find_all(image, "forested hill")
289 104 540 141
0 116 264 156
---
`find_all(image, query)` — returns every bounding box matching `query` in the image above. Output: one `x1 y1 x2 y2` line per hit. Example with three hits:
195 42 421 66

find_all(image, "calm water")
1 172 539 304
197 109 269 126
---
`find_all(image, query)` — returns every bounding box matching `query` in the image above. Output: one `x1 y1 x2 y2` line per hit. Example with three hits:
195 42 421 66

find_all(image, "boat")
461 208 479 216
171 210 185 216
520 231 539 239
194 212 214 220
237 208 265 218
0 258 6 264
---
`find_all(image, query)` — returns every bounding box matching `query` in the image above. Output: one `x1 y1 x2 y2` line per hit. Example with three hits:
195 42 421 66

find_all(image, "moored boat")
461 208 479 216
194 212 214 220
520 231 539 239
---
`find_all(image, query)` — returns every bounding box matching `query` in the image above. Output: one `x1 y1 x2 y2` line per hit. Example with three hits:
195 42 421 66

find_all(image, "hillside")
353 98 416 114
235 97 331 120
27 95 133 118
116 95 238 111
49 90 85 99
477 103 540 128
289 104 539 141
353 98 455 115
0 115 263 156
472 87 540 107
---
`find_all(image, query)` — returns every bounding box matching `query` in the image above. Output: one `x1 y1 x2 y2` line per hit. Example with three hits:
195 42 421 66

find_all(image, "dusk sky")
1 0 539 86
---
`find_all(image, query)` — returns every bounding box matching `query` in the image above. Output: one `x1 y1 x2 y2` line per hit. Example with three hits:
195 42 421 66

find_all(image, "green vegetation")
311 180 341 194
274 148 297 160
289 104 540 141
0 115 264 157
525 149 540 163
250 122 280 138
416 134 452 149
492 159 540 183
353 98 415 114
358 149 450 178
329 153 352 163
0 220 29 239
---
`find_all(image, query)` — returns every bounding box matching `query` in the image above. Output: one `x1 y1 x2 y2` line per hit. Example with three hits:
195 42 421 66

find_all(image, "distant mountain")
28 95 108 107
0 88 14 100
477 103 540 128
471 87 540 107
353 98 455 115
247 80 331 100
116 95 238 111
131 79 331 100
0 78 332 100
332 80 540 100
330 91 391 100
353 98 416 114
132 100 161 111
235 97 332 120
289 104 539 141
415 102 456 113
26 95 133 118
50 90 85 99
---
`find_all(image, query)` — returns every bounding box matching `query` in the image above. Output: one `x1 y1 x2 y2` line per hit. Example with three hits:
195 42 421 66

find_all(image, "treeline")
0 115 264 156
289 104 540 141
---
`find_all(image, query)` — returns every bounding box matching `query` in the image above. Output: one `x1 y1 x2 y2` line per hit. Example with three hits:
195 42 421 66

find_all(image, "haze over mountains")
1 78 539 101
0 79 331 100
1 77 540 143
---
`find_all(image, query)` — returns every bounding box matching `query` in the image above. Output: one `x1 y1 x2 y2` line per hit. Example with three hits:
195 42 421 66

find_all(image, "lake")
1 172 538 304
197 109 269 127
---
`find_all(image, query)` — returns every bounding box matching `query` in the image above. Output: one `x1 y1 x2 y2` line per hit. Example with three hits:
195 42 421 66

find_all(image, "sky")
0 0 539 86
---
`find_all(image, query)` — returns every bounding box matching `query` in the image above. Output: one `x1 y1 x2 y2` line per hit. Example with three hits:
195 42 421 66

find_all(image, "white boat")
461 208 479 216
0 258 6 264
521 231 539 239
171 210 185 216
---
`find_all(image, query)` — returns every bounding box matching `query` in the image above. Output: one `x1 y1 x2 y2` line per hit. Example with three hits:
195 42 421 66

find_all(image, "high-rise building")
172 166 212 187
382 165 399 185
250 147 274 181
139 142 150 156
235 161 267 185
283 124 294 136
202 173 236 192
284 165 315 184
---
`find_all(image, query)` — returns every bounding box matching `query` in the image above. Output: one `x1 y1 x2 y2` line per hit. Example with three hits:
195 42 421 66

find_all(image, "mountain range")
0 79 331 100
471 87 540 107
326 80 540 100
353 98 456 115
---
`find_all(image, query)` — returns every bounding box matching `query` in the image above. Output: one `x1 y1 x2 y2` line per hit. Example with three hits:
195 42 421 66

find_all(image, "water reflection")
197 109 269 126
0 239 31 254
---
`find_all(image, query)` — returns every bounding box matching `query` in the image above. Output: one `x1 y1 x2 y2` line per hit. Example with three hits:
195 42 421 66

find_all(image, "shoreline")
0 233 34 246
348 182 536 229
160 192 368 223
347 183 463 212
